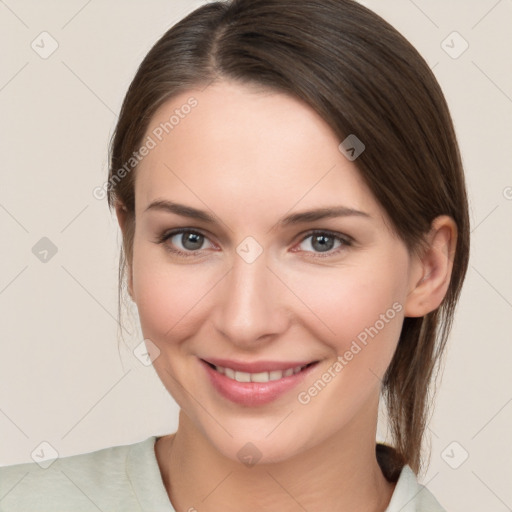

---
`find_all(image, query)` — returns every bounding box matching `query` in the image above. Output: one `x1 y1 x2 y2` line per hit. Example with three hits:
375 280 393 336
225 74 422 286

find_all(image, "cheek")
292 265 406 426
131 245 212 342
293 264 403 332
286 259 406 373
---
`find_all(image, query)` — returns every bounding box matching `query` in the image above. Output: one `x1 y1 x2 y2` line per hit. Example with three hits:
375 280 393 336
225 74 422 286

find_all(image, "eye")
155 228 215 256
295 230 353 256
155 228 353 258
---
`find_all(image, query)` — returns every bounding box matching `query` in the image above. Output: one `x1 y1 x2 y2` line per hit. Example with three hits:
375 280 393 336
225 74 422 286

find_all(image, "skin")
116 80 457 512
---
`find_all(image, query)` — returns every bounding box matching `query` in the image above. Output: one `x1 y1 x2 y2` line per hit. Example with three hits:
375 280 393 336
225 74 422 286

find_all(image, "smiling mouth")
203 361 317 383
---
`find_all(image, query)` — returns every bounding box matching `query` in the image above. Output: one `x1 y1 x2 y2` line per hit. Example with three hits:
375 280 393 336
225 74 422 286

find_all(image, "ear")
114 202 135 301
404 215 457 317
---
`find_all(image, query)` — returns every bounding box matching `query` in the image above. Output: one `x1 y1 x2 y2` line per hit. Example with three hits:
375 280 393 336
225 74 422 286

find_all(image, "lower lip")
200 359 318 406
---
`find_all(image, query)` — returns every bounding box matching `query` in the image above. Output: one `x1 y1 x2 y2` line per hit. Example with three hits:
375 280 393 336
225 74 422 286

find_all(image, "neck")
156 409 396 512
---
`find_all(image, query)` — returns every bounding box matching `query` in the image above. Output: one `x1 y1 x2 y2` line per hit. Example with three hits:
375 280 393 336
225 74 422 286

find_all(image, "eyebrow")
144 199 371 227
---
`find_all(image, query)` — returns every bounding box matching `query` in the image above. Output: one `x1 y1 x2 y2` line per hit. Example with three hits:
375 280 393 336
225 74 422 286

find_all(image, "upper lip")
201 357 317 373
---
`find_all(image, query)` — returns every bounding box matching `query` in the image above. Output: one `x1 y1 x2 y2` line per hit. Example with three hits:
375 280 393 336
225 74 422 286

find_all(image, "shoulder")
387 465 447 512
0 436 160 512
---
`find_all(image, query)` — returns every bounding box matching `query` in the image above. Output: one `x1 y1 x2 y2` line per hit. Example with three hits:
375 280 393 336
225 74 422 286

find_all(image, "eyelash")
155 228 354 259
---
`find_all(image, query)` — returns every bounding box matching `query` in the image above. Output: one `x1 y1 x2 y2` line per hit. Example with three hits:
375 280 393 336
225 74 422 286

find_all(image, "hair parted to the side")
107 0 470 476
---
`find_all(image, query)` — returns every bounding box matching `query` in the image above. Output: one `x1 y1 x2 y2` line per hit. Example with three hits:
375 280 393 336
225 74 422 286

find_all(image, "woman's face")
128 80 422 463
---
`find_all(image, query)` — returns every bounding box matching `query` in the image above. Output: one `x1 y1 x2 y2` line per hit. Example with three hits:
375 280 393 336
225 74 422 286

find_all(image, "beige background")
0 0 511 510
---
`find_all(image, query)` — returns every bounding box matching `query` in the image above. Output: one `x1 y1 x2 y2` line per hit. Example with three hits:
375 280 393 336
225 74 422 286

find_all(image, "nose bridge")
214 247 288 345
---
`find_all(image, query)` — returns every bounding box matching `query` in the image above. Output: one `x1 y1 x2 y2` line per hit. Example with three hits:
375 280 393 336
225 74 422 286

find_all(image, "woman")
0 0 469 510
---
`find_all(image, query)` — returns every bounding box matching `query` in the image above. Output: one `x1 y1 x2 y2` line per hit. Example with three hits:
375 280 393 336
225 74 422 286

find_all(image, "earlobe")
404 215 457 318
115 202 135 302
115 202 129 232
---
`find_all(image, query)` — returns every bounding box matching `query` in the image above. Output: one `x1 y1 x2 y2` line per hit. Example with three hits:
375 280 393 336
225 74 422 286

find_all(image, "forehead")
134 80 379 222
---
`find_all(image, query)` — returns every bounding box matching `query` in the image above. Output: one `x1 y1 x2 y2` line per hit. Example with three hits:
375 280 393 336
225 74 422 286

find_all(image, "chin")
200 422 313 467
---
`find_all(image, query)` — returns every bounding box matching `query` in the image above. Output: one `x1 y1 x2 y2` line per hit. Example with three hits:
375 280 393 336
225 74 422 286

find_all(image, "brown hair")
107 0 470 475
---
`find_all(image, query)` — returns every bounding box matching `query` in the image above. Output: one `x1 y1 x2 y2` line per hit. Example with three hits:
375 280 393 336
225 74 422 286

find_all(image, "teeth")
235 371 251 383
224 367 236 379
251 371 270 383
269 370 283 381
213 364 306 382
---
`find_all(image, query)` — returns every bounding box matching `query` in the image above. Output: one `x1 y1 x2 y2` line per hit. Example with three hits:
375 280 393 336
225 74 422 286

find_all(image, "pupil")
182 232 203 250
313 234 333 252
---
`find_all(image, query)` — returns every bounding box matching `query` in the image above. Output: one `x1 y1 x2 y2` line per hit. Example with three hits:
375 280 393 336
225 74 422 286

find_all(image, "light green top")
0 436 446 511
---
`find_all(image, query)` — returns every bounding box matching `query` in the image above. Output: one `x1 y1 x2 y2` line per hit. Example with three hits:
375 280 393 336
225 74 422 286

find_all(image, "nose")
212 249 290 349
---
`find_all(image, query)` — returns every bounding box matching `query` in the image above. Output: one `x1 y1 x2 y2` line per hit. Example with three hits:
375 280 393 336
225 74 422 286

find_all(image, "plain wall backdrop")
0 1 511 510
